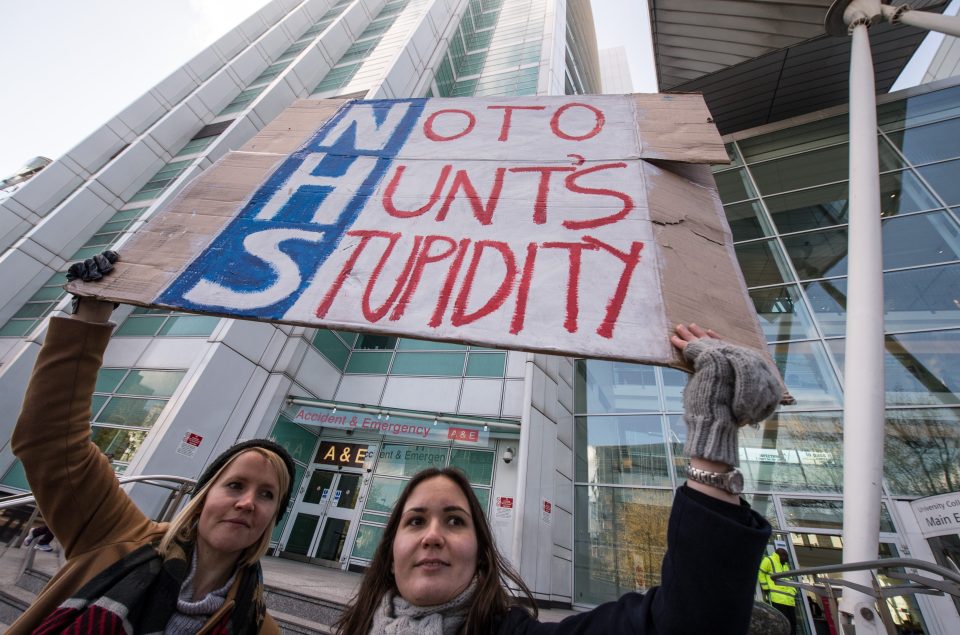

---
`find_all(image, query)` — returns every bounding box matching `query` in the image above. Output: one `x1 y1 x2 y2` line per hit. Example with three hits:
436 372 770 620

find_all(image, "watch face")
728 470 744 495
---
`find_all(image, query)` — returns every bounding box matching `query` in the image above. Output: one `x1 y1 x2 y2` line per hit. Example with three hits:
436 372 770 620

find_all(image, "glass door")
279 466 367 567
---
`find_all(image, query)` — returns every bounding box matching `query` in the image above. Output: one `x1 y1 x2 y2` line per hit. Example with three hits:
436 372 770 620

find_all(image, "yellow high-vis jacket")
758 552 797 607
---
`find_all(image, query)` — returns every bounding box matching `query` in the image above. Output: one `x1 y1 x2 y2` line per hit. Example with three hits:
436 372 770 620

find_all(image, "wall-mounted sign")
542 499 553 525
495 496 514 521
69 94 766 367
176 431 203 458
313 440 372 469
287 404 490 446
910 491 960 538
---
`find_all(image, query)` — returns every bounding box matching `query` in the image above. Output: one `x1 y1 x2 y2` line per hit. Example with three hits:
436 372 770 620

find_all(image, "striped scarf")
31 539 265 635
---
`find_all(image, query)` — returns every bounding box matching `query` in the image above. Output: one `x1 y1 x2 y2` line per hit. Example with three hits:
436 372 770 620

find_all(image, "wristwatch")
686 464 744 495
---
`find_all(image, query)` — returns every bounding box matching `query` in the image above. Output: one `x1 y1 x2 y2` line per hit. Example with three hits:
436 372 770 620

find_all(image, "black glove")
65 251 119 314
66 250 119 282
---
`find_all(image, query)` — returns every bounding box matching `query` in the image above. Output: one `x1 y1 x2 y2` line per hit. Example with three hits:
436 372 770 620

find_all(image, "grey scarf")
370 579 477 634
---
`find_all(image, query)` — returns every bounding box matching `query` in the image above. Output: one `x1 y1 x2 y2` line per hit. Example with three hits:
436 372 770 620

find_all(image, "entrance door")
280 467 366 566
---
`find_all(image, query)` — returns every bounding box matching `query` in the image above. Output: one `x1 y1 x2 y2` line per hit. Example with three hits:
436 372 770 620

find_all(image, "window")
115 307 219 337
750 285 818 342
311 0 411 95
884 408 960 496
218 86 266 116
174 135 218 158
312 331 506 378
575 359 661 414
351 443 495 561
356 334 397 350
574 487 671 603
434 0 545 99
391 352 465 376
89 367 186 472
0 206 151 337
575 415 671 487
0 272 68 337
826 330 960 407
129 160 192 202
312 330 352 370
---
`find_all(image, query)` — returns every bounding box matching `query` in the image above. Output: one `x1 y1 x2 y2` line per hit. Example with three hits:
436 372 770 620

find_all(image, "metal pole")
838 3 887 632
881 4 960 37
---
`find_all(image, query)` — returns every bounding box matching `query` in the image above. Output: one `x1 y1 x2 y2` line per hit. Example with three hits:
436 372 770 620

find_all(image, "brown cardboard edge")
646 161 769 364
632 93 729 165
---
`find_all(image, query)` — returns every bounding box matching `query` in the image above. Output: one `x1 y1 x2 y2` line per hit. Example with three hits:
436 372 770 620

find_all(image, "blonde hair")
158 447 291 567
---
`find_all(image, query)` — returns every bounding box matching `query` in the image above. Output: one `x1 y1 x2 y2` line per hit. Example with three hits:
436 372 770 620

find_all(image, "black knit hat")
194 439 296 520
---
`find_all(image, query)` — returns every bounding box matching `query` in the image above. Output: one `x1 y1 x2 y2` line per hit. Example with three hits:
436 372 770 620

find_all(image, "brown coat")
10 316 279 634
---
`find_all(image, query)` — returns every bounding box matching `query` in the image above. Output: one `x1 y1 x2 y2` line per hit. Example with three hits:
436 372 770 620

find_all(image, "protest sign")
69 94 763 366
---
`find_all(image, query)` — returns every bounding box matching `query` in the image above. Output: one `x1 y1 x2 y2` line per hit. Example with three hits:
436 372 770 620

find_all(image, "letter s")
182 228 325 310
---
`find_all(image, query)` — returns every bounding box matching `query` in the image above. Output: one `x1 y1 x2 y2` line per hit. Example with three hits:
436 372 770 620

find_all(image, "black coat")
496 485 771 634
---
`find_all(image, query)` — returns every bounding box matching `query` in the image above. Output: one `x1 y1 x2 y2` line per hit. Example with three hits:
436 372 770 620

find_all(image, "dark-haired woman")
9 297 294 634
336 323 781 635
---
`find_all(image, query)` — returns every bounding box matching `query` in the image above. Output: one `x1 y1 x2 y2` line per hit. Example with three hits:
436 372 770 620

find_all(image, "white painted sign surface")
910 491 960 538
157 96 669 362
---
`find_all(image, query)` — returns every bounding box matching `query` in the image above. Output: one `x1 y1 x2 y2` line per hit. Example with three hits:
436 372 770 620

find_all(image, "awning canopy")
648 0 949 134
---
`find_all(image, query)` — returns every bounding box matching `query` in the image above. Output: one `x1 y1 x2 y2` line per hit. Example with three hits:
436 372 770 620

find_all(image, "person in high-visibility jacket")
759 547 798 634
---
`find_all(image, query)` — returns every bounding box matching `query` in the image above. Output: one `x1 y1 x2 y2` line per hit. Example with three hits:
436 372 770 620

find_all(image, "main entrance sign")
69 95 764 366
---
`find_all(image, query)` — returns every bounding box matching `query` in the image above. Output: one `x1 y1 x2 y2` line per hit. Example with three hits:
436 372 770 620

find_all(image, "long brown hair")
334 467 536 634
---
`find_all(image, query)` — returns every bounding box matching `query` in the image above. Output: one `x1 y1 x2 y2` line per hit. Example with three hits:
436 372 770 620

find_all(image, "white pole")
510 355 536 567
882 4 960 37
839 13 887 635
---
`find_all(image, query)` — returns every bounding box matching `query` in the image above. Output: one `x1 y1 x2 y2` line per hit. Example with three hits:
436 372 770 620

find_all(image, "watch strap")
685 464 743 494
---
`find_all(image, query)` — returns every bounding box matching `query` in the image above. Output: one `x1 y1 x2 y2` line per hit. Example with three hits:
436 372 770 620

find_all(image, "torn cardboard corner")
69 93 769 370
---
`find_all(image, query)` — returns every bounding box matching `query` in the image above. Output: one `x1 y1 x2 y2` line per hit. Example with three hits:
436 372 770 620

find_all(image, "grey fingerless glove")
681 338 781 466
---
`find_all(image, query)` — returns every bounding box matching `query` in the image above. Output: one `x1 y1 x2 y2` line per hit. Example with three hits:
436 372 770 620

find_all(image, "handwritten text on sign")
160 97 668 359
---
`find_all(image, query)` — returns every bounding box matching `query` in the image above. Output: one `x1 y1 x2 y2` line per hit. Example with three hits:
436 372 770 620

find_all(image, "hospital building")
1 1 959 632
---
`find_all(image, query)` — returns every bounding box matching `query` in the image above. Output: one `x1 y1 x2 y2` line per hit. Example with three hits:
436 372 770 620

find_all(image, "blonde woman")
10 290 293 634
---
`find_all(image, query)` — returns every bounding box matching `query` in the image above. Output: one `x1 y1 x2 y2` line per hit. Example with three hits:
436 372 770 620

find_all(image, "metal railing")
771 558 960 634
0 475 196 575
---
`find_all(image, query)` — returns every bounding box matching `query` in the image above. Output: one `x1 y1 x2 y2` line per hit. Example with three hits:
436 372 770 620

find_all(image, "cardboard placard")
69 94 763 366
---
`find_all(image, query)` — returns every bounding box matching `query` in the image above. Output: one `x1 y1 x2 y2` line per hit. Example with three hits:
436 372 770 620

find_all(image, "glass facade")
0 365 186 488
0 206 150 337
267 413 498 565
312 330 508 378
431 0 545 97
573 84 960 617
114 307 220 337
312 0 413 96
